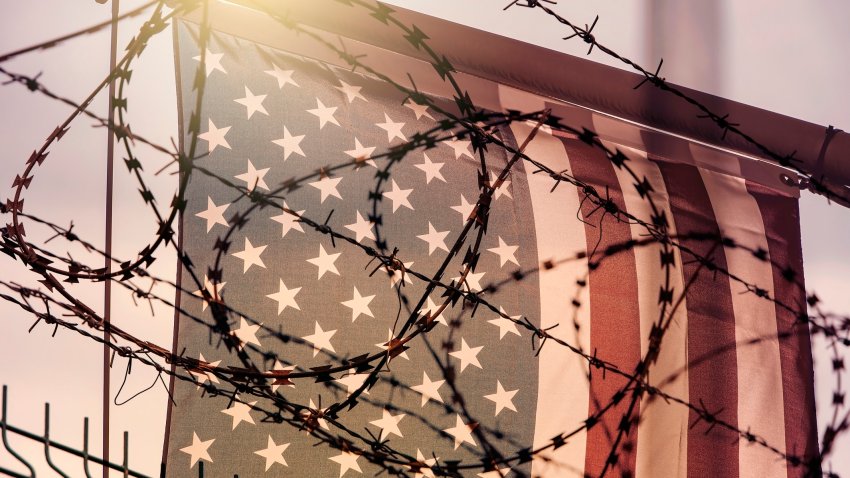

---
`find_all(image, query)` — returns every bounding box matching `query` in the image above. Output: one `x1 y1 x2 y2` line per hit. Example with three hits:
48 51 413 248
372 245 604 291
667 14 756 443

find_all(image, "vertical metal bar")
83 417 93 478
198 461 204 478
44 403 71 478
103 0 120 477
1 386 35 477
161 17 185 472
122 431 129 478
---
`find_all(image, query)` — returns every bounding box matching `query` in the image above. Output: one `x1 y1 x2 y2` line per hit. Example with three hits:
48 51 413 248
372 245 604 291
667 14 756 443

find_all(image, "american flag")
164 9 818 478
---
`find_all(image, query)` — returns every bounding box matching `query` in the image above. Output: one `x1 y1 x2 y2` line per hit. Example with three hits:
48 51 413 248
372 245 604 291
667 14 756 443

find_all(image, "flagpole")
103 0 119 476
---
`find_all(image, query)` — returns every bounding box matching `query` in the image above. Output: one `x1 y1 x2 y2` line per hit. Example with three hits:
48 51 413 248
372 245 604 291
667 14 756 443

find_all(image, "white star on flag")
266 279 301 315
329 450 362 477
189 352 220 386
307 97 340 129
383 179 414 212
452 270 486 292
419 297 447 326
344 211 375 243
376 112 407 142
309 175 343 203
335 80 366 103
417 222 450 255
489 170 513 200
299 398 330 430
220 396 257 430
303 321 336 357
478 466 512 478
413 153 446 184
192 49 226 76
375 329 409 359
411 371 445 406
253 435 290 471
306 244 341 279
403 98 433 120
446 138 473 159
231 317 262 349
264 63 298 88
387 260 414 288
335 372 372 397
270 361 296 392
344 137 377 168
270 201 305 237
341 286 375 321
195 196 230 232
192 276 225 311
232 238 267 272
369 409 406 441
180 432 214 468
487 236 519 267
449 338 483 372
233 86 268 119
198 119 231 153
483 380 519 416
450 194 475 225
443 415 478 450
272 126 305 160
234 159 270 191
409 449 438 478
452 271 484 292
488 306 522 340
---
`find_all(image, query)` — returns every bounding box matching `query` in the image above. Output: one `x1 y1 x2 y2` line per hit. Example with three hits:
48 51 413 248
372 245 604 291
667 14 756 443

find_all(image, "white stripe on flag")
695 145 788 478
603 142 690 478
507 120 592 476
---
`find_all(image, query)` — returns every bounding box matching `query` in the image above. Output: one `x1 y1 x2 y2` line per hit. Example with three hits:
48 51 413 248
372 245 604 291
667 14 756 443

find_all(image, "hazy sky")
1 0 848 475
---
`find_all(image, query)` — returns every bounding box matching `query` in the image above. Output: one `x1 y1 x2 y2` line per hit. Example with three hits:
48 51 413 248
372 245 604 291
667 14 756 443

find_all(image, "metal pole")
104 0 120 476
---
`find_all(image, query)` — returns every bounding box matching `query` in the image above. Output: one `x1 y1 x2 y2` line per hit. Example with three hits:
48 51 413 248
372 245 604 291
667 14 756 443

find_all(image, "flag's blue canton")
168 21 543 477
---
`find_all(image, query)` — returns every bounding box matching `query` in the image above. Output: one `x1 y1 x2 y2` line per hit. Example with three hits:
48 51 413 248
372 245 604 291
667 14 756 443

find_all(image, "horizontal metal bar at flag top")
183 0 850 204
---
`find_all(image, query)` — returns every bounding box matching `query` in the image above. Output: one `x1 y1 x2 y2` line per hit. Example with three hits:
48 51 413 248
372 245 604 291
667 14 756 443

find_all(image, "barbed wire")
504 0 850 209
0 0 846 476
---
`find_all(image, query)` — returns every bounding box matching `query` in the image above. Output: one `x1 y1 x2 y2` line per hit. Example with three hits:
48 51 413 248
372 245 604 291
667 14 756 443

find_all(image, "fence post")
0 385 35 477
83 416 93 478
44 402 71 478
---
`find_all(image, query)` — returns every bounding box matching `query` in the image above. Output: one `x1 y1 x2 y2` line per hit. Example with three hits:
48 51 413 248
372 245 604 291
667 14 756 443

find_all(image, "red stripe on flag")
658 160 740 478
746 182 819 478
558 136 642 477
